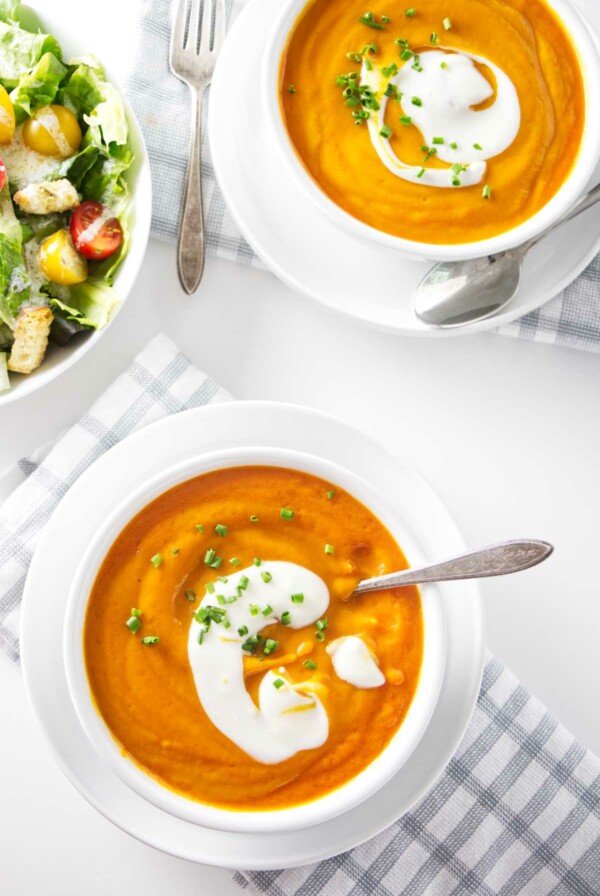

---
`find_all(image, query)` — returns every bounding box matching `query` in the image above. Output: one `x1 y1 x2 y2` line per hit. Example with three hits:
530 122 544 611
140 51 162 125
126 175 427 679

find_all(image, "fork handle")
178 87 205 294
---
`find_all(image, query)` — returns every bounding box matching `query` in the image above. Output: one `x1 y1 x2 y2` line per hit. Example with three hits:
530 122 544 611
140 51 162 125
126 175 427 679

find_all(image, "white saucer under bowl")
208 0 600 336
21 402 485 869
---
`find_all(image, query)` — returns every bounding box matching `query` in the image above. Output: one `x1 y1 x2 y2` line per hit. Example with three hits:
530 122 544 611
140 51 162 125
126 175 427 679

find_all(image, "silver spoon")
413 182 600 328
354 538 553 595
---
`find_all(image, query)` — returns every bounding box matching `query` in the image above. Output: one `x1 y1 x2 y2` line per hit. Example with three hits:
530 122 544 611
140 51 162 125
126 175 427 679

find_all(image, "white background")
2 1 600 893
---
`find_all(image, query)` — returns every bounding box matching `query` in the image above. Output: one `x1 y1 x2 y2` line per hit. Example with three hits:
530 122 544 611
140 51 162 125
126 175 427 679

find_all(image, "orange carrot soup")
84 466 424 811
280 0 586 244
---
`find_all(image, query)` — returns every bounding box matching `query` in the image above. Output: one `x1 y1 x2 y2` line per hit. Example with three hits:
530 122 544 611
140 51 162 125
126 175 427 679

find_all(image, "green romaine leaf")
0 19 61 87
0 350 9 391
0 232 30 328
49 278 118 330
9 50 67 122
0 178 22 243
0 0 20 23
84 80 128 147
60 62 104 117
0 323 12 349
53 142 101 190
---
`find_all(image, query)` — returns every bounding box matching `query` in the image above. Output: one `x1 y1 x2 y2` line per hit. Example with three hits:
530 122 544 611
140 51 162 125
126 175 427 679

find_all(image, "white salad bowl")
64 446 447 835
262 0 600 262
0 6 151 407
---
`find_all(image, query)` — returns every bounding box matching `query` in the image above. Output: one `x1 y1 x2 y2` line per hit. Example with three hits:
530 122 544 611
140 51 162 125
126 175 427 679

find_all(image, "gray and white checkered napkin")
1 336 598 894
126 0 600 352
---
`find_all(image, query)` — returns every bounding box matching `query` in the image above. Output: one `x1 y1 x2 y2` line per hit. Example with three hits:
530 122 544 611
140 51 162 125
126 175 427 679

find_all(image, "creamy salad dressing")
327 636 385 688
188 561 330 763
0 125 62 190
362 49 520 188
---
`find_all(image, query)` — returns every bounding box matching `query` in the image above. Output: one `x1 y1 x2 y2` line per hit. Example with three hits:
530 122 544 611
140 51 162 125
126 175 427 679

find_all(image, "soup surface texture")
84 466 424 811
280 0 586 244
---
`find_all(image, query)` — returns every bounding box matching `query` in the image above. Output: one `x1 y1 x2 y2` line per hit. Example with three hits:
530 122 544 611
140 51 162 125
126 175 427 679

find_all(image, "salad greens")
0 0 134 392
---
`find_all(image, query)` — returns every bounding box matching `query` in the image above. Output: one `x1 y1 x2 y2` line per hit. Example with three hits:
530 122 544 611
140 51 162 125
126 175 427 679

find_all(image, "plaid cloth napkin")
1 336 599 894
125 0 600 352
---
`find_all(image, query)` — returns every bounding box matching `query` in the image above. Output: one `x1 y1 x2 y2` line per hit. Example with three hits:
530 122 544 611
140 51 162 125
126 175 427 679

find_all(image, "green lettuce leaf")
60 62 104 117
0 178 22 243
0 0 20 23
49 278 118 330
9 50 66 122
0 19 61 87
0 232 30 328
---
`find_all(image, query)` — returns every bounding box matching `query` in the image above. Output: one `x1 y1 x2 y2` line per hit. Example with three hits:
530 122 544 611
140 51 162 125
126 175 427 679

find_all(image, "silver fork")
169 0 225 294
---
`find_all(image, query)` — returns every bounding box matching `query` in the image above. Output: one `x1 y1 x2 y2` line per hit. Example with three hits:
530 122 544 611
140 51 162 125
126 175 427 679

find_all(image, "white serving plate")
21 401 485 868
209 0 600 336
0 6 152 406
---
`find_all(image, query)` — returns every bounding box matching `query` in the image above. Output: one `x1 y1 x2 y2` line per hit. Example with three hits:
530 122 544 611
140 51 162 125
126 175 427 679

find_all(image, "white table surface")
2 2 600 893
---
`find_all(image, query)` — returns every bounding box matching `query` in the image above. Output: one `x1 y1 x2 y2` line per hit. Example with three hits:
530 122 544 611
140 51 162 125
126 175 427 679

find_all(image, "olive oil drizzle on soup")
279 0 585 244
84 466 424 811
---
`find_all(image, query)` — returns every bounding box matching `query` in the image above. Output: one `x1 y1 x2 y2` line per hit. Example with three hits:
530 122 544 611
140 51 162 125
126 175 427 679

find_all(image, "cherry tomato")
0 85 15 145
39 229 88 285
22 105 82 158
0 158 5 193
70 201 124 260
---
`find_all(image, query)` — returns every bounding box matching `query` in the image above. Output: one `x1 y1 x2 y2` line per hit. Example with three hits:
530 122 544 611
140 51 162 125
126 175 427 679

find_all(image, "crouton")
7 305 53 374
13 179 80 215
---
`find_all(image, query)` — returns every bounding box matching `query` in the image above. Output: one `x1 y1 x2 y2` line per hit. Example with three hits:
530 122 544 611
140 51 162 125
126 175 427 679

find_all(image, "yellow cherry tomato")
39 229 88 285
22 105 82 158
0 84 16 145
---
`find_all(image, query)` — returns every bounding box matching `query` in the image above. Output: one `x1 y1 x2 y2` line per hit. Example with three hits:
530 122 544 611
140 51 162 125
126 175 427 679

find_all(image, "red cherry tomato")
0 158 6 192
70 200 123 260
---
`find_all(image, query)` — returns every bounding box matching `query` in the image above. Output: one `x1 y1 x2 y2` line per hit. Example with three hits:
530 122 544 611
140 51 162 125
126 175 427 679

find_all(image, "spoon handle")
525 181 600 253
353 539 553 594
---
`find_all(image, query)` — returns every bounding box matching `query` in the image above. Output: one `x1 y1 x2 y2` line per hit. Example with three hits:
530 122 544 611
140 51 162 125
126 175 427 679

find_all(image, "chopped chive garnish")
400 115 412 126
214 524 228 537
417 168 425 178
316 617 328 632
430 31 438 44
250 604 259 616
150 553 163 568
325 543 335 555
450 141 458 149
473 143 483 150
382 62 398 77
261 571 272 583
359 12 384 29
204 548 216 565
263 638 279 655
131 608 141 618
315 631 325 642
206 581 215 594
405 7 416 16
217 594 226 606
288 84 296 94
217 576 228 583
400 48 414 61
250 515 259 523
379 125 393 139
483 184 492 199
291 593 304 604
441 61 448 70
242 636 260 653
262 605 273 617
253 557 262 566
230 557 240 566
197 629 205 644
281 611 291 625
239 575 250 590
303 659 318 670
381 14 391 23
273 678 285 689
141 636 159 645
432 136 444 144
126 616 141 633
364 57 373 70
443 16 452 29
195 524 204 532
326 490 335 499
172 547 180 556
227 595 237 604
411 96 422 106
210 557 223 569
452 176 461 186
223 619 231 630
185 590 197 602
280 507 294 519
238 625 248 637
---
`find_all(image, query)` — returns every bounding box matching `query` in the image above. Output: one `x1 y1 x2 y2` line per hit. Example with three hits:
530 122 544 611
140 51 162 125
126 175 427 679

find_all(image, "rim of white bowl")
0 10 152 406
262 0 600 262
64 446 447 835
